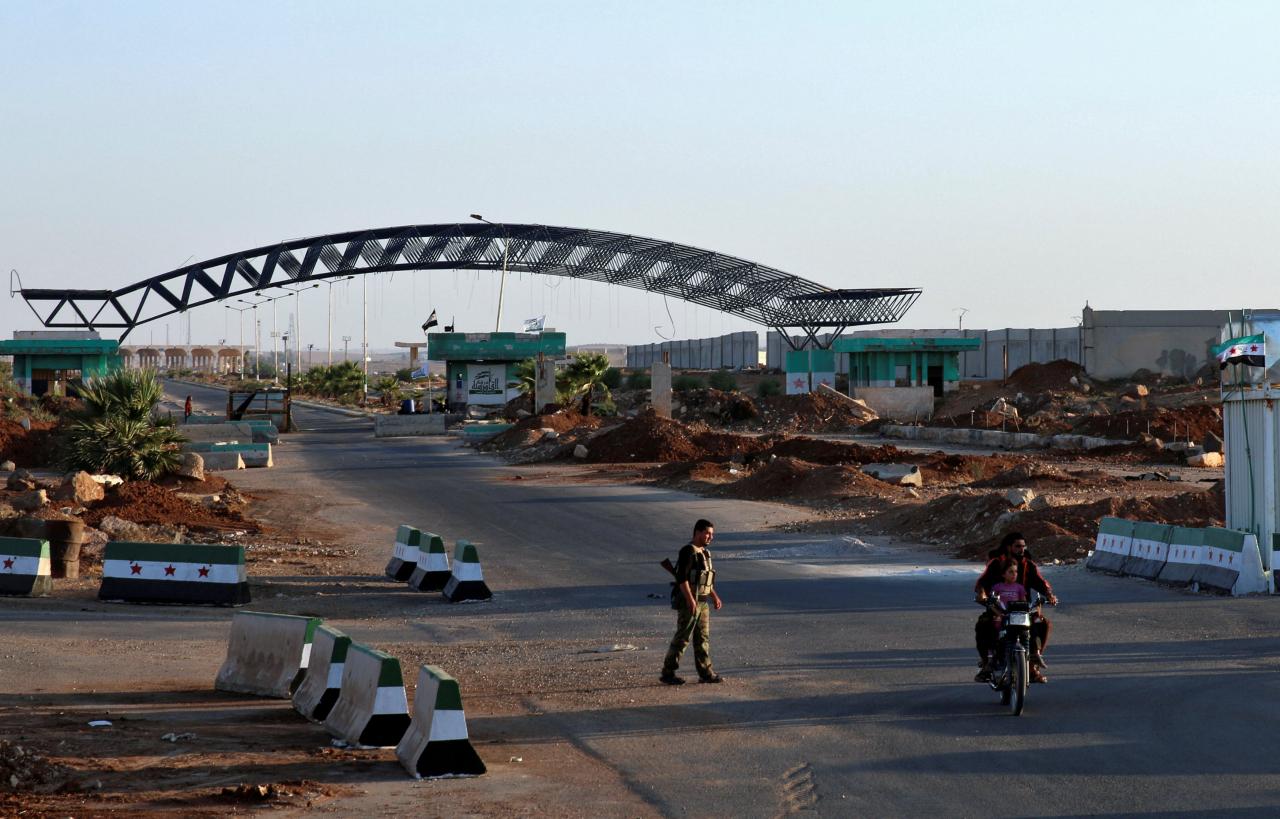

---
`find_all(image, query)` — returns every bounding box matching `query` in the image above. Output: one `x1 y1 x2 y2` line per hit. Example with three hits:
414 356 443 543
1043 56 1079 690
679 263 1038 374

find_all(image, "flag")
443 315 455 333
1212 333 1266 369
421 310 438 334
522 316 545 332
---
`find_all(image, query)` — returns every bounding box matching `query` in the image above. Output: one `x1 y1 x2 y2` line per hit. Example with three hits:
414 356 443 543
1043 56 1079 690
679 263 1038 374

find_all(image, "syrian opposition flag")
422 310 439 334
1213 334 1266 369
99 541 250 606
0 536 51 597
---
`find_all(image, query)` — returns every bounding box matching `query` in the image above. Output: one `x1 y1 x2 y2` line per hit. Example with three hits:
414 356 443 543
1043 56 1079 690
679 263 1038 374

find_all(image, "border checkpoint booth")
0 331 121 396
427 332 567 411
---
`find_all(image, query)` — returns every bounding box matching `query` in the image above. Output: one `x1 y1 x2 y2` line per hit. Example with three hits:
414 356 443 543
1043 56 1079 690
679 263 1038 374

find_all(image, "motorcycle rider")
973 532 1058 684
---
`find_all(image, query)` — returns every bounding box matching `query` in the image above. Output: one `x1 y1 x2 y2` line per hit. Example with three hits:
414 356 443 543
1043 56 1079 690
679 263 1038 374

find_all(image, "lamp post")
278 282 319 374
319 275 354 368
470 214 510 332
238 295 273 379
342 335 352 362
224 304 254 375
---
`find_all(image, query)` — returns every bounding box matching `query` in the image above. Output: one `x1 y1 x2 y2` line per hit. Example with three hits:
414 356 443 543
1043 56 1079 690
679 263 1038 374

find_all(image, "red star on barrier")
198 566 210 578
1251 345 1259 352
164 565 176 576
2 557 13 570
130 562 142 575
792 378 805 389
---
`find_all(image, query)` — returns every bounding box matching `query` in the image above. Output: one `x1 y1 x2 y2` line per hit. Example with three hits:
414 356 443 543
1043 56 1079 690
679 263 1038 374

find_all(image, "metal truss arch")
19 223 921 341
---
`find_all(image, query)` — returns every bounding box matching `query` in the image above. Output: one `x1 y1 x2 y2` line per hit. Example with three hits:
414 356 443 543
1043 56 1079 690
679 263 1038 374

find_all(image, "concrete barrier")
374 414 446 437
0 537 51 597
396 665 486 779
1086 517 1133 574
99 541 250 605
1121 521 1171 579
881 424 1126 451
407 533 450 592
385 525 422 582
442 540 492 603
324 643 412 747
181 441 270 467
1157 526 1205 587
215 611 322 698
178 423 255 443
201 451 246 471
292 624 351 721
1195 527 1268 595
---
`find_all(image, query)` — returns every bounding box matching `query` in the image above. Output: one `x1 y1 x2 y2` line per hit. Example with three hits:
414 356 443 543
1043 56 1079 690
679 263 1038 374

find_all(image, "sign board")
466 363 508 405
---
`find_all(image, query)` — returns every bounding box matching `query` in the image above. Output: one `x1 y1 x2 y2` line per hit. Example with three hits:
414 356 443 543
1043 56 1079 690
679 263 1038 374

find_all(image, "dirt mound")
917 452 1029 483
872 492 1012 546
971 462 1079 488
83 480 259 532
0 740 71 793
1005 359 1084 392
675 388 759 424
1073 404 1222 442
483 407 601 451
714 456 897 501
584 412 768 463
757 436 908 466
756 391 878 433
0 418 59 468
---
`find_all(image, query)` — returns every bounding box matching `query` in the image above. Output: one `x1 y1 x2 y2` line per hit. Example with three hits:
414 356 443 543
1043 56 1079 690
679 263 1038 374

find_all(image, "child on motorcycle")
989 562 1027 632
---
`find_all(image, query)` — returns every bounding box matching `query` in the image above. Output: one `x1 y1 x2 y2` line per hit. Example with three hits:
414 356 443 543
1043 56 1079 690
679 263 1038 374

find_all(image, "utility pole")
343 335 352 363
362 273 369 399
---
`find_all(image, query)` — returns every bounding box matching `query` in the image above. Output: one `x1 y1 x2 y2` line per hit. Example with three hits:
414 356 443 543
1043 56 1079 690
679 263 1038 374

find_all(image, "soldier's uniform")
662 541 718 680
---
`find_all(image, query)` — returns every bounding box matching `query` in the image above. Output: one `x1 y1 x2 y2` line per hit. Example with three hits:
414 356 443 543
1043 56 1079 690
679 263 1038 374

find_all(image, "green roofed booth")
833 336 981 397
0 333 121 396
427 332 566 410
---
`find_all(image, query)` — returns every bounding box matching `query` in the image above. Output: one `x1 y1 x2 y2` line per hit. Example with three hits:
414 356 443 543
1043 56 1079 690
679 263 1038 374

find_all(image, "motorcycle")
977 591 1053 716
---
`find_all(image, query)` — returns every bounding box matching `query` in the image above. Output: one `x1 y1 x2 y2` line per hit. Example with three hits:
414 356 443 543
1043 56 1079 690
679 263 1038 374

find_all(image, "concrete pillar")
534 354 557 413
651 359 672 418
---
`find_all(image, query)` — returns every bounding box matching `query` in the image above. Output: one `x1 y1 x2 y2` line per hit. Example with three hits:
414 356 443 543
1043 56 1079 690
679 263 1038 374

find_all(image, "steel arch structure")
18 223 921 345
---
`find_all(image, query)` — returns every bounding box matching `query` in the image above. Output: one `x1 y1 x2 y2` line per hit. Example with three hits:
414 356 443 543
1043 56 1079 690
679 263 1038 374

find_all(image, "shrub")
601 367 623 389
757 378 783 398
396 367 414 382
59 369 183 480
708 369 738 391
673 375 703 392
625 371 651 390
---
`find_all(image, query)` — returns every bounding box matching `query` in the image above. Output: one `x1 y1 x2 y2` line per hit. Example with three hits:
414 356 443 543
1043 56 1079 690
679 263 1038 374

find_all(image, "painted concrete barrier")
442 540 492 602
215 611 322 698
396 665 486 779
1121 521 1171 579
374 414 447 437
179 423 256 443
99 542 250 605
385 525 422 582
293 624 351 721
1157 526 1205 587
881 424 1127 451
181 442 272 467
1195 527 1268 595
201 451 246 471
183 415 229 425
407 533 451 592
0 537 51 597
324 643 412 747
1086 517 1133 574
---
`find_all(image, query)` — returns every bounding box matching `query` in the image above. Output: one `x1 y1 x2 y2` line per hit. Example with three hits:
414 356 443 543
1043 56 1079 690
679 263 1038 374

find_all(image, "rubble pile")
82 480 258 532
583 411 770 463
0 740 72 794
482 407 601 452
714 456 898 503
754 391 879 433
672 388 760 425
0 418 59 468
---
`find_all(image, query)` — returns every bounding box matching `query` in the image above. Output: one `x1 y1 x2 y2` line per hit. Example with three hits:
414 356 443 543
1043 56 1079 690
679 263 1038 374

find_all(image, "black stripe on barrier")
411 739 487 778
0 574 51 597
99 578 250 606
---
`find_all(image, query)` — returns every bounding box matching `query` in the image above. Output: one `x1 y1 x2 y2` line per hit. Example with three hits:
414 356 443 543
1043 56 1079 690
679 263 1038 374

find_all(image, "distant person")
660 518 724 685
183 395 193 421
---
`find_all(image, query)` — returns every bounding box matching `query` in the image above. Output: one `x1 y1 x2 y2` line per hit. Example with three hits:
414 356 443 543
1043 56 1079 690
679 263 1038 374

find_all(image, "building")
0 331 120 395
835 336 981 395
427 331 567 408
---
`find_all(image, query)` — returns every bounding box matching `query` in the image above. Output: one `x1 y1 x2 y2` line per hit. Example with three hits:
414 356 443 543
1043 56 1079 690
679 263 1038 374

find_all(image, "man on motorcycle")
973 532 1058 684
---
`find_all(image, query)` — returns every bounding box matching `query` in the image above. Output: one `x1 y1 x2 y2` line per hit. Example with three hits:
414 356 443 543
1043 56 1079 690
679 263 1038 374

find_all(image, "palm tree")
511 359 537 395
563 353 613 415
60 368 184 480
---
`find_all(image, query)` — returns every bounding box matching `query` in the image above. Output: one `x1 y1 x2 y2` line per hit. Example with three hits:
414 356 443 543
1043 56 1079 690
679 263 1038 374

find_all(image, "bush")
757 378 783 398
673 375 703 392
601 367 623 389
708 369 738 391
396 367 414 382
59 369 183 480
625 371 651 390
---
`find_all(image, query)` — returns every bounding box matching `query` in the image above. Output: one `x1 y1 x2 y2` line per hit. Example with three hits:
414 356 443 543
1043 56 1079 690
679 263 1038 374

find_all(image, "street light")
225 304 254 375
238 295 274 379
470 213 510 332
342 335 352 363
278 282 319 374
319 275 355 368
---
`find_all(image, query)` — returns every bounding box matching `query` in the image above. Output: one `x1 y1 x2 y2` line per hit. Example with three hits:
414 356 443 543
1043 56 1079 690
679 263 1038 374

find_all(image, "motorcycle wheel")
1010 648 1027 716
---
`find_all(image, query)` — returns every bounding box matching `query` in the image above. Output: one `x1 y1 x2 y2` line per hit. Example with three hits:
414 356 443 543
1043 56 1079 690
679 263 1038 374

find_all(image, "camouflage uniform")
662 543 716 678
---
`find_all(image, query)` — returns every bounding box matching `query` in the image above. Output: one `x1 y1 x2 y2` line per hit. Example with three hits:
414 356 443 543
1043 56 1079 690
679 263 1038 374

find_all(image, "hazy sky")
2 1 1276 351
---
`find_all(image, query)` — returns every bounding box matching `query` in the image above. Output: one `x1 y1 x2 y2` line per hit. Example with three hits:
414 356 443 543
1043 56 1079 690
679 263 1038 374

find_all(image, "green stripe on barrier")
396 526 424 546
1132 521 1171 543
1098 517 1132 537
424 534 445 554
1204 527 1248 553
0 537 51 558
104 542 245 565
348 644 405 687
424 665 463 710
454 540 480 563
1169 526 1205 548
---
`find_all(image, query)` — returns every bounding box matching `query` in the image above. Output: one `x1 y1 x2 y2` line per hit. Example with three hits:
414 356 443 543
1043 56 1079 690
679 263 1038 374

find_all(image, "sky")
1 1 1277 352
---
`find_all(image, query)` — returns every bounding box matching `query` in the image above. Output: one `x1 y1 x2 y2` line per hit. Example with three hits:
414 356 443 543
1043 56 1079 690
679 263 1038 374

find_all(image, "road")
6 381 1280 817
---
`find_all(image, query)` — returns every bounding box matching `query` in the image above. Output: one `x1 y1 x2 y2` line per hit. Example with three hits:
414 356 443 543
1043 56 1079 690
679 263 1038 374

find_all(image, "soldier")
660 519 724 685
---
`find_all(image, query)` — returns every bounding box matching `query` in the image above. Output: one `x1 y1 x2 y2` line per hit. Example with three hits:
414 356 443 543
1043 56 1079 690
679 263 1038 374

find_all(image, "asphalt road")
41 383 1280 815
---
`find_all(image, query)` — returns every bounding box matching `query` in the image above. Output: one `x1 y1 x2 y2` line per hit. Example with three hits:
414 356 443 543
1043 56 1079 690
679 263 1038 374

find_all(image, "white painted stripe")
427 709 469 742
452 561 484 582
373 685 408 714
102 559 245 583
423 553 449 571
393 542 420 562
0 555 51 576
326 662 345 688
300 643 312 668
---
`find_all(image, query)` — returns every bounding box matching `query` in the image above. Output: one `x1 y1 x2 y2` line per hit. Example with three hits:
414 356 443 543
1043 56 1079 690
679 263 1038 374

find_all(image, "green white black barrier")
406 532 450 592
0 537 51 597
99 541 249 605
442 540 492 603
1087 517 1267 596
215 611 322 698
385 525 422 582
324 643 412 747
293 624 351 721
1121 521 1170 580
1194 527 1267 595
1157 526 1204 587
1085 517 1132 574
396 664 486 779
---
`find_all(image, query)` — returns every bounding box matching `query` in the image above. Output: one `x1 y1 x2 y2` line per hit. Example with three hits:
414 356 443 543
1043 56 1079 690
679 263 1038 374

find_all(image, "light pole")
362 274 369 399
238 295 273 379
954 307 970 332
320 275 354 368
470 213 510 332
278 282 319 373
224 304 253 375
342 335 352 363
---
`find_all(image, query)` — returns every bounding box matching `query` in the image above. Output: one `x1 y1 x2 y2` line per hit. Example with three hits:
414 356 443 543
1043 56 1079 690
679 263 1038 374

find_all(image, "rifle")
660 558 676 577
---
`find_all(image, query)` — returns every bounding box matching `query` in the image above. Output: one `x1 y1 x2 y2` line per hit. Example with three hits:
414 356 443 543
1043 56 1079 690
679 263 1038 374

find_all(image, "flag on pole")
421 310 439 334
443 315 455 333
522 316 545 332
1212 333 1266 369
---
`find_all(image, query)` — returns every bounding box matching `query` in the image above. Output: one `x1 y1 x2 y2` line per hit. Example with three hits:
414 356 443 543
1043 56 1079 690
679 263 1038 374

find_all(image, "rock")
97 516 147 540
6 469 36 491
1081 383 1091 393
1187 451 1224 468
1125 383 1150 398
1003 487 1037 508
11 489 48 511
573 444 589 459
1069 376 1079 387
174 453 205 481
1029 494 1053 511
18 417 30 431
53 471 105 504
1202 432 1224 454
1136 433 1163 449
861 463 923 487
89 474 124 488
0 460 13 472
515 409 532 419
539 428 560 441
